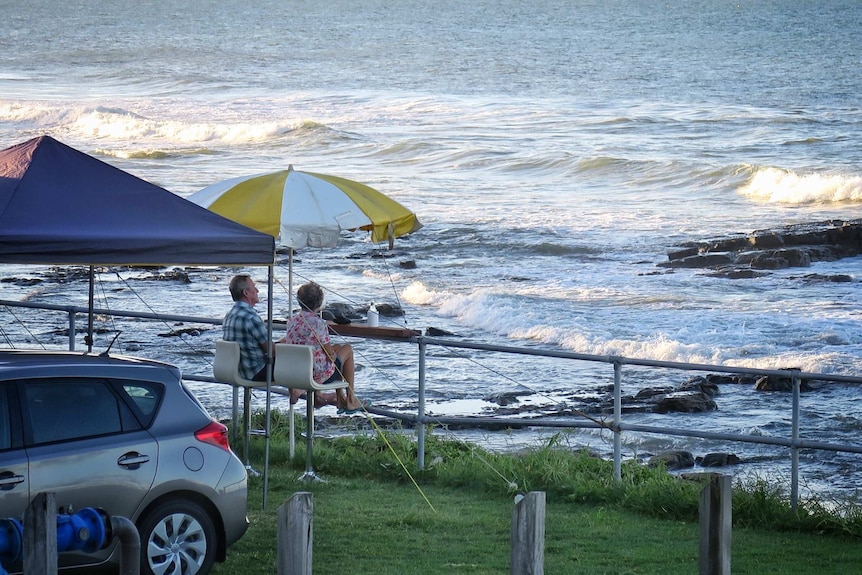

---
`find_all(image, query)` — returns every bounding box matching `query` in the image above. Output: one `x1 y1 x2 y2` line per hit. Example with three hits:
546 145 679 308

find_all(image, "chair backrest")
273 344 318 390
214 339 243 384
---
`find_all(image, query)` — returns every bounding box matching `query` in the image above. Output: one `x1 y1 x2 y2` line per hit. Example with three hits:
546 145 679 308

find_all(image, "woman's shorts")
323 356 344 384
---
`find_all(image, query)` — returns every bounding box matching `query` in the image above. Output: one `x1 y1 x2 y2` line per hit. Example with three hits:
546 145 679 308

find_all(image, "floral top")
284 310 334 384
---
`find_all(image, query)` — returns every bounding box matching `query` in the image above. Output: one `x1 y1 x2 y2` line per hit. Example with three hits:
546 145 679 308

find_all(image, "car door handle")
117 452 150 469
0 471 25 488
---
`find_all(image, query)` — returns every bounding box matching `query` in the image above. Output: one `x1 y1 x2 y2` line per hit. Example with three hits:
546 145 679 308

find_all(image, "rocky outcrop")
656 219 862 278
648 450 741 470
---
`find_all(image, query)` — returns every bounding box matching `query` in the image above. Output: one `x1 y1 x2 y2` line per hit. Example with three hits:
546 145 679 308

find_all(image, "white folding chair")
213 340 267 474
274 343 348 481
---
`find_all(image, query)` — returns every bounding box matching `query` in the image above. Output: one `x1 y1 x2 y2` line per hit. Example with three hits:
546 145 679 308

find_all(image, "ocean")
1 0 861 498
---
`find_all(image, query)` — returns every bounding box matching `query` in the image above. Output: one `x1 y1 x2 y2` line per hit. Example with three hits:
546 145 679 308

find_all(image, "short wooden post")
510 491 545 575
23 492 57 575
277 492 313 575
699 473 732 575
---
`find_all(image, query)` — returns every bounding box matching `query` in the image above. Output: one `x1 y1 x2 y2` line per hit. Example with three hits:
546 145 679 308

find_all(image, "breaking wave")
739 167 862 205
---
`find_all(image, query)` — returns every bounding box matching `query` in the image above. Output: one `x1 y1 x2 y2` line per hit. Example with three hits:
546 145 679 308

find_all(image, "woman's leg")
333 343 362 410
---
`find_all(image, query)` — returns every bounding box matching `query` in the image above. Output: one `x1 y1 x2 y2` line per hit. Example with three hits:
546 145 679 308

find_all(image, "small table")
327 321 421 341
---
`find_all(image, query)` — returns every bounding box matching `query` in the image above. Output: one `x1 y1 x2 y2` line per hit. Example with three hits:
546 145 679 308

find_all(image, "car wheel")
138 499 217 575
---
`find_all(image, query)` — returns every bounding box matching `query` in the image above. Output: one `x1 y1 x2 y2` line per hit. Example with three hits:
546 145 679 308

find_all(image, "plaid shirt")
223 301 268 380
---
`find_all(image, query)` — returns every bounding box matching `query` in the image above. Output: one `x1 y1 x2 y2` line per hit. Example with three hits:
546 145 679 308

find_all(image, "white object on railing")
367 303 379 327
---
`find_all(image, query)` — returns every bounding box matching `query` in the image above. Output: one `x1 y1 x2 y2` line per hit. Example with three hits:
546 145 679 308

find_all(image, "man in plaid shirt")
223 274 270 381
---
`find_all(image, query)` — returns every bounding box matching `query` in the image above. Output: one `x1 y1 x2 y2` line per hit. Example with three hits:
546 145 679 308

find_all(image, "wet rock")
140 269 191 283
158 326 207 337
483 391 532 406
658 219 862 278
0 277 43 286
696 453 741 467
633 386 674 400
426 327 457 337
655 391 717 413
399 260 417 269
677 376 719 397
754 372 813 392
375 303 404 317
649 450 695 470
323 302 363 320
797 273 853 283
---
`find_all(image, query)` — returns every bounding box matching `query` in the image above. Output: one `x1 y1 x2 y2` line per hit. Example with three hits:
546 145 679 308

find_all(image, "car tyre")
138 499 217 575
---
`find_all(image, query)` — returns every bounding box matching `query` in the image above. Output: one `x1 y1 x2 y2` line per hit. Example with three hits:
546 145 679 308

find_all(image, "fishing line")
0 305 46 349
278 271 527 494
286 296 437 511
110 272 214 358
247 261 590 495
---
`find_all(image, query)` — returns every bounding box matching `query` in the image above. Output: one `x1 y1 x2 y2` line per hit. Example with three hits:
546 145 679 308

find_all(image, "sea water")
1 0 861 499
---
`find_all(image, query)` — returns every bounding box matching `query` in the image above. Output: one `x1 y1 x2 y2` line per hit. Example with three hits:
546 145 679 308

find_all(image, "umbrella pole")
288 249 294 319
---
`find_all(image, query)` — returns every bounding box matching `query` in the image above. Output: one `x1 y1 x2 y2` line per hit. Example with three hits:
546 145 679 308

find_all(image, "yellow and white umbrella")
189 165 422 249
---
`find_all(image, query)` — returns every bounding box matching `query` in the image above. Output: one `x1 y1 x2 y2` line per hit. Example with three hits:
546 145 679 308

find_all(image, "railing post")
613 360 622 483
277 492 313 575
68 309 76 351
791 369 800 511
417 337 427 470
699 473 732 575
510 491 545 575
23 492 56 575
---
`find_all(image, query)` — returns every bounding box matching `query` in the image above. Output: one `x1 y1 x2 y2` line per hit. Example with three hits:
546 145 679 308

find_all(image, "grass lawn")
211 430 862 575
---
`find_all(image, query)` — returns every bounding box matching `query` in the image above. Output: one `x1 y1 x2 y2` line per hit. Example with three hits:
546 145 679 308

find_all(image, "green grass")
212 414 862 575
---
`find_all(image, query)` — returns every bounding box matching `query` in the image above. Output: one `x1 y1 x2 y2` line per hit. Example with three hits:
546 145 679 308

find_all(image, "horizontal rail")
5 298 862 509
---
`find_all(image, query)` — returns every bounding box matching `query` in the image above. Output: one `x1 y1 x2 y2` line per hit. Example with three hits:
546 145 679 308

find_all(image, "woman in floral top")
282 282 364 413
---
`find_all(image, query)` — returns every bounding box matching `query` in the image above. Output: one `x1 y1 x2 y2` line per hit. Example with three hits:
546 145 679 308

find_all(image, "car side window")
0 385 9 451
25 380 125 445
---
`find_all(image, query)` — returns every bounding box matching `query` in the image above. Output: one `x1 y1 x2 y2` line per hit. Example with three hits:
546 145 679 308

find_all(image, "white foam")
739 167 862 205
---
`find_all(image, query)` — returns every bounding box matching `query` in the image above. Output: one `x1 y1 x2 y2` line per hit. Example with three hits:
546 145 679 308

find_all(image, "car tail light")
195 420 231 452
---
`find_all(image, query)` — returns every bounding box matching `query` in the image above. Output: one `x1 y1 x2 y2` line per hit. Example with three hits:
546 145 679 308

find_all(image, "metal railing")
3 298 861 509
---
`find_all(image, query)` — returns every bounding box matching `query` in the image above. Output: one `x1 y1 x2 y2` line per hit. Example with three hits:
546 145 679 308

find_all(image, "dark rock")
696 453 741 467
677 377 719 397
704 374 738 385
748 231 785 249
649 450 695 470
482 391 532 406
323 302 362 320
399 260 417 269
658 253 734 269
703 268 768 279
158 326 206 337
375 303 404 317
634 386 673 400
655 392 717 413
426 327 457 337
798 273 853 283
659 219 862 277
0 277 43 286
754 372 813 392
141 269 191 283
668 246 699 260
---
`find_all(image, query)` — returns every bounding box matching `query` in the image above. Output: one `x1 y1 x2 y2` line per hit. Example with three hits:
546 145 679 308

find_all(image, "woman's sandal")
339 400 371 415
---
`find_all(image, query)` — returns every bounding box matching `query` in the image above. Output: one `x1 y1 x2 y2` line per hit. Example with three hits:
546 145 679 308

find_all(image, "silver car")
0 350 248 575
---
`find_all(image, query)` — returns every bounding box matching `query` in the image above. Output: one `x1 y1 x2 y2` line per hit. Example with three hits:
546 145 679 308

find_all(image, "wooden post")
23 492 57 575
510 491 545 575
277 492 313 575
699 473 732 575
